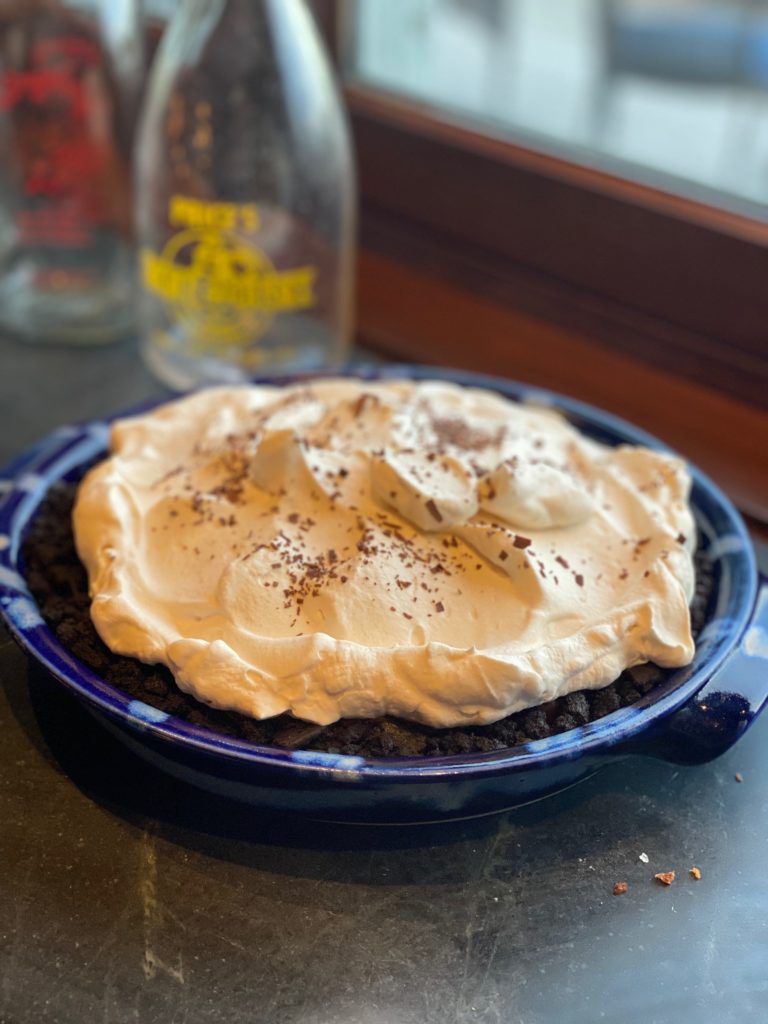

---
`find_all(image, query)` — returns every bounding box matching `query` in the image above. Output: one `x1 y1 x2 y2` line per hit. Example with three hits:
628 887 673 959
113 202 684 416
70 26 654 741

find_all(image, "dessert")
70 379 698 732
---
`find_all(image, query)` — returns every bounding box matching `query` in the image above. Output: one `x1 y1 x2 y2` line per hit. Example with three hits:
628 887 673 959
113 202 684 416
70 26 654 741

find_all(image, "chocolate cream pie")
57 379 701 749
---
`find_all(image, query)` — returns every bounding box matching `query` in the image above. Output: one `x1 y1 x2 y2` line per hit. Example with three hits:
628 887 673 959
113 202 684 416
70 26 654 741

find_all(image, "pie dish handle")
624 577 768 765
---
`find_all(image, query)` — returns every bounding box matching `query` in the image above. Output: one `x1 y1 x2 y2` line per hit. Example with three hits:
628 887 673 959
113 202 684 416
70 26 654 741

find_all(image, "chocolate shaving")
430 416 505 452
352 392 377 418
425 499 443 523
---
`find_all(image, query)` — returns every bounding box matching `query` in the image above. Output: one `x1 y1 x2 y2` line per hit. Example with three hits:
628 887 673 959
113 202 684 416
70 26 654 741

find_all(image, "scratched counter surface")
1 336 768 1024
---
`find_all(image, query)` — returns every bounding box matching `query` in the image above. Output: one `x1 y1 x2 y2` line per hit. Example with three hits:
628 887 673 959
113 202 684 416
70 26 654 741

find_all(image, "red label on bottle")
1 32 117 246
0 70 83 116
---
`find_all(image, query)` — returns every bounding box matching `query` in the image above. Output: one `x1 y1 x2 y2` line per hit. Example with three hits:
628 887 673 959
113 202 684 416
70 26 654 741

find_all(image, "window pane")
348 0 768 219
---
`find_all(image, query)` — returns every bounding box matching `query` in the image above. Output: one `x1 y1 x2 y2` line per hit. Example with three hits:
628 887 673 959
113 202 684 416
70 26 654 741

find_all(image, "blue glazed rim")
0 365 757 781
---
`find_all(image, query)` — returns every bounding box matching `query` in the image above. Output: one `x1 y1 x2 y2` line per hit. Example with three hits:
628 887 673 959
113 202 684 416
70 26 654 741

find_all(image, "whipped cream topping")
73 380 696 728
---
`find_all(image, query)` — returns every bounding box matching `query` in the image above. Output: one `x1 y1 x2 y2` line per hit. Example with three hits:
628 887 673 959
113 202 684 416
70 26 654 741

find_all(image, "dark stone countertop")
2 336 767 1024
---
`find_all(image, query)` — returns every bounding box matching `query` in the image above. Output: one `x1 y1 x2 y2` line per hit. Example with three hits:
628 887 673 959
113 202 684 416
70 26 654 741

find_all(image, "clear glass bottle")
135 0 355 390
0 0 142 344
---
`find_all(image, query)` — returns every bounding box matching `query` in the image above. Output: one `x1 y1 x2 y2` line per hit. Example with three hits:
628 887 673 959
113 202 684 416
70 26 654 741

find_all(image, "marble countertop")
2 336 766 1024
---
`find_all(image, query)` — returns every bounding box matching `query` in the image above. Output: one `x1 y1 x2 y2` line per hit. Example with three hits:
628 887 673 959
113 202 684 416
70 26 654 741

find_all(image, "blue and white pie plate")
1 366 767 823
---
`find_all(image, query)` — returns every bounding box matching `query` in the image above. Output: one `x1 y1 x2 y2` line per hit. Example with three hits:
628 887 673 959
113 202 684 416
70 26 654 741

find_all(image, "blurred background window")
347 0 768 218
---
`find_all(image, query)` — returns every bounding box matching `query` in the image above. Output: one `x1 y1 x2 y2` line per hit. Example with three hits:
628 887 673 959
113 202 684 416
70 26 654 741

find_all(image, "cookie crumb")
654 871 675 886
613 882 628 896
735 772 743 783
689 867 702 880
638 852 649 864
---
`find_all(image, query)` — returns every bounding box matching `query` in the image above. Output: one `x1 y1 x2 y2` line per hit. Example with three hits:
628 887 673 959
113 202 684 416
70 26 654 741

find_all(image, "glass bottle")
135 0 355 390
0 0 142 344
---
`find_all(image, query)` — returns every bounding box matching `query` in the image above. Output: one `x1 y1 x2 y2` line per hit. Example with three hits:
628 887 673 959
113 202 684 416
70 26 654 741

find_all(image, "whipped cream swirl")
73 380 696 728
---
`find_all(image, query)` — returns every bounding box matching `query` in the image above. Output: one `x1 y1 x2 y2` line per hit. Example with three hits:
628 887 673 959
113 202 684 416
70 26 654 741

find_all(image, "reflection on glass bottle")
136 0 355 389
0 0 142 344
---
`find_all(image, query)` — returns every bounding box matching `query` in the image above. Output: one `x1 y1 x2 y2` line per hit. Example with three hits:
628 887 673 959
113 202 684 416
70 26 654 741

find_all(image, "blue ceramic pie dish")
1 366 767 824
